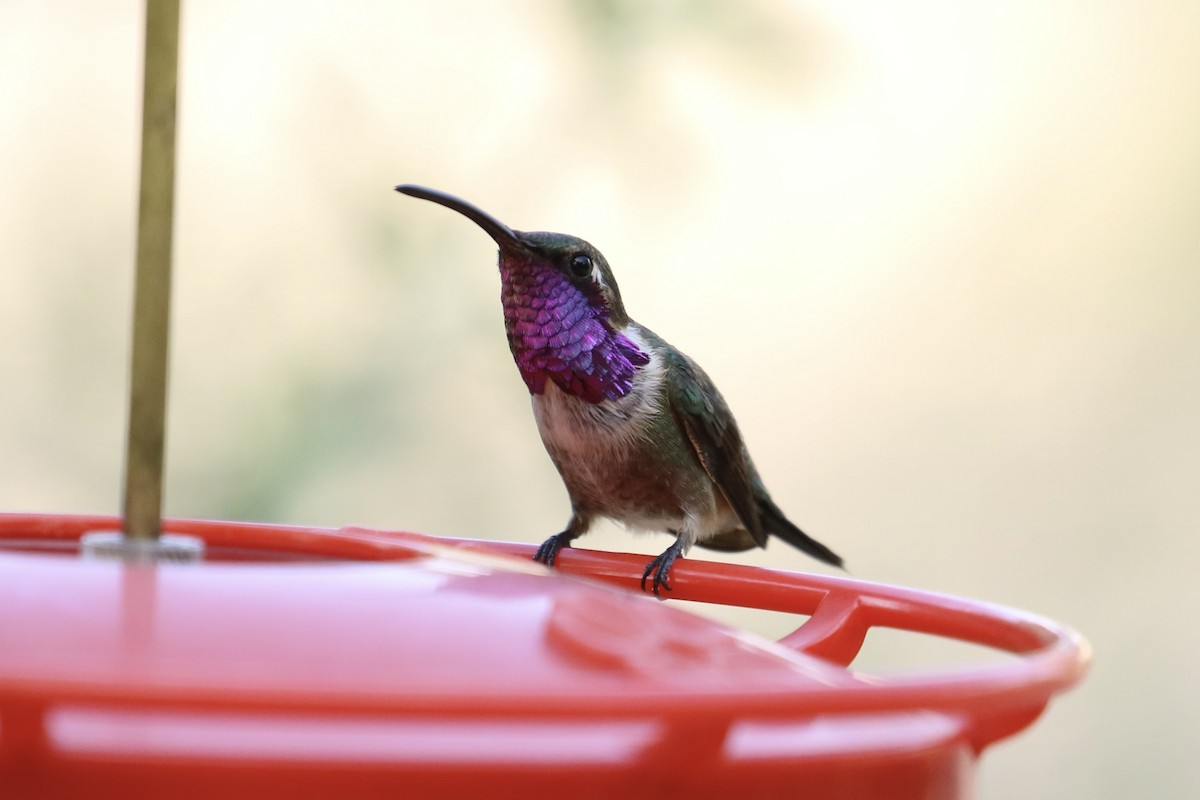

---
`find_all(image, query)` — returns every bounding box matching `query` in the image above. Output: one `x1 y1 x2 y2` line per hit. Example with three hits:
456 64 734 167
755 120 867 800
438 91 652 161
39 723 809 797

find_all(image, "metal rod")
122 0 181 542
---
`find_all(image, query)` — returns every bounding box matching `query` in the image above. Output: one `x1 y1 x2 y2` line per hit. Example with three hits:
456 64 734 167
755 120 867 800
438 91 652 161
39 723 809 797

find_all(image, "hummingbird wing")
663 349 769 549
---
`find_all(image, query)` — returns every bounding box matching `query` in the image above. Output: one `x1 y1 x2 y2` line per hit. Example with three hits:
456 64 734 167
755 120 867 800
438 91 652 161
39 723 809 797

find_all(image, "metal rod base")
80 530 205 563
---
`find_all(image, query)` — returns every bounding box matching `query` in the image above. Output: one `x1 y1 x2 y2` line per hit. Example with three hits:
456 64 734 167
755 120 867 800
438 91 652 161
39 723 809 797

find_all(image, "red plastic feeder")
0 513 1087 799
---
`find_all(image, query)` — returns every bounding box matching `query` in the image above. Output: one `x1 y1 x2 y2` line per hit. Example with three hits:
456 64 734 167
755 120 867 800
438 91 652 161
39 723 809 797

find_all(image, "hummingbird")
395 184 843 596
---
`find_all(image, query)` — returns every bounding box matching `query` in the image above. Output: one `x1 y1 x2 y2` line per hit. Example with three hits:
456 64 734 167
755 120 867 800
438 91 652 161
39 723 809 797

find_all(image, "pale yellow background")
2 2 1198 797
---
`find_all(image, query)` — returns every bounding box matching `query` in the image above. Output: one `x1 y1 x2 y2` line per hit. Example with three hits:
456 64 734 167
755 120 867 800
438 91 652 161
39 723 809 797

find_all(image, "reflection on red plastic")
0 514 1088 799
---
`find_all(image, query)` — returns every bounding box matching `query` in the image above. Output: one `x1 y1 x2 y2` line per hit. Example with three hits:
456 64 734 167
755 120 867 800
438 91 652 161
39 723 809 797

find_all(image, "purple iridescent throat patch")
500 259 649 404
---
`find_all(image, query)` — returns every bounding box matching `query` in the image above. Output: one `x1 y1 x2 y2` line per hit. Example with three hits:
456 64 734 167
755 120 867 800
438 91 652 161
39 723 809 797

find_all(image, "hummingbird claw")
533 532 571 567
641 541 683 599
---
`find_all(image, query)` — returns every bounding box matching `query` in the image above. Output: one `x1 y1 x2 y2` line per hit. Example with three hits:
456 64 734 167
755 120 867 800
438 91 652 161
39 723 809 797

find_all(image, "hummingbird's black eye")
569 253 593 278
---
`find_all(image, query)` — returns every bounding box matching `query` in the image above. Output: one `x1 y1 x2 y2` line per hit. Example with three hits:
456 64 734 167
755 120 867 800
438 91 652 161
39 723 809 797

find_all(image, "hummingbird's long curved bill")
395 184 523 251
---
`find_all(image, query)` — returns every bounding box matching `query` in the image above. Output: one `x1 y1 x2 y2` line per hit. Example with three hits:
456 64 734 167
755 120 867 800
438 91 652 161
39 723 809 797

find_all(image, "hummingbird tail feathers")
758 498 844 569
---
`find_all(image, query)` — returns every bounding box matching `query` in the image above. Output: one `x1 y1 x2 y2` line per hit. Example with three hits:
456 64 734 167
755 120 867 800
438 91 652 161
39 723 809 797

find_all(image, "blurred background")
1 1 1197 797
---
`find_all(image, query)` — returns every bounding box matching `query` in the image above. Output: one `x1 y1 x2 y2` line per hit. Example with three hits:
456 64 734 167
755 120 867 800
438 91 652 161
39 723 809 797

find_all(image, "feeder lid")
0 514 1088 751
0 538 857 713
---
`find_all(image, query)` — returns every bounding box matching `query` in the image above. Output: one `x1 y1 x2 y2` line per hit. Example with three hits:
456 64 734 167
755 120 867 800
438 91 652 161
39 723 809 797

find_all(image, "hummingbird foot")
641 539 684 599
533 514 591 568
533 532 573 567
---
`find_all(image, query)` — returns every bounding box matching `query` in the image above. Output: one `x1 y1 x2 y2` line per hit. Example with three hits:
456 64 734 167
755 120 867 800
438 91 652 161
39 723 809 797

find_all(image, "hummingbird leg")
533 512 591 568
641 535 685 598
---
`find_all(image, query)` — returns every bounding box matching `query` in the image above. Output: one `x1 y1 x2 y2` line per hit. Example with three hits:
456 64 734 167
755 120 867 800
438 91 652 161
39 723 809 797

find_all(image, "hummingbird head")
396 184 649 403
